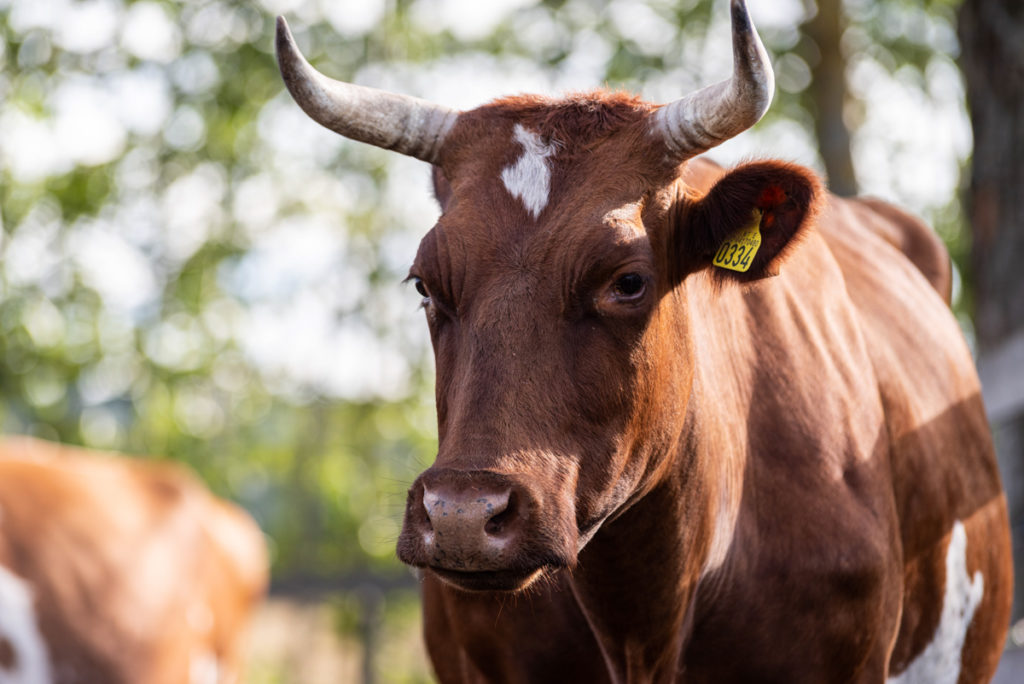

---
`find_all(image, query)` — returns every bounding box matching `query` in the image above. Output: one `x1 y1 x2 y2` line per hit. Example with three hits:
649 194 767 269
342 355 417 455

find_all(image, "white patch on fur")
888 520 984 684
189 651 220 684
500 124 558 219
701 485 739 577
700 434 744 579
0 565 53 683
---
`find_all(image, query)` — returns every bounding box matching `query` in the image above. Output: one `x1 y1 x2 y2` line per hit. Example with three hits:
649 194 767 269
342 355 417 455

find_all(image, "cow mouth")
428 565 548 592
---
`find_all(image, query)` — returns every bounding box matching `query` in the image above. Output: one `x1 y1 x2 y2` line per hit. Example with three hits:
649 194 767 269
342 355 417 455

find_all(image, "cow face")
274 0 817 592
392 102 819 592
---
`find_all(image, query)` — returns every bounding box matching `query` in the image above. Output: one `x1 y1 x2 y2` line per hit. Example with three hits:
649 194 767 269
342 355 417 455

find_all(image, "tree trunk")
802 0 858 196
959 0 1024 626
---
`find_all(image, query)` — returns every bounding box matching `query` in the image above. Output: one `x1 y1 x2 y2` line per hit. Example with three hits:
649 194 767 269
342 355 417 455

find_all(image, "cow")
0 436 267 684
276 1 1013 681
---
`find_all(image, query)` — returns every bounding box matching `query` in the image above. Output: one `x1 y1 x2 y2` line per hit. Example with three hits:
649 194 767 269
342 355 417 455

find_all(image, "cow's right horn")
275 16 458 164
653 0 775 161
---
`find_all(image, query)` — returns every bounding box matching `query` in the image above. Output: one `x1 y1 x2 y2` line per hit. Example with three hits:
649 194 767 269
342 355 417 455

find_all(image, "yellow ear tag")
713 208 763 273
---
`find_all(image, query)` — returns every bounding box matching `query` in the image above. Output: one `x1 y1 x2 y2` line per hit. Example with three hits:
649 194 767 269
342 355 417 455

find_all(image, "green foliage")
0 0 439 580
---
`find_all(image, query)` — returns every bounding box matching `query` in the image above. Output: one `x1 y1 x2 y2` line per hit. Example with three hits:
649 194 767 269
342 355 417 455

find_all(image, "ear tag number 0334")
713 209 763 273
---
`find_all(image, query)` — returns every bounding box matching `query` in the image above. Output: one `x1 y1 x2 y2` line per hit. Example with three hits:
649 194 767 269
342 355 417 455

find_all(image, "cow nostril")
421 482 517 541
422 493 444 529
484 491 516 535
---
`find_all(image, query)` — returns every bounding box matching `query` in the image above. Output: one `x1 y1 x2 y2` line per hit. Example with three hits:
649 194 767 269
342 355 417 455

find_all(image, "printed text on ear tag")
713 208 763 273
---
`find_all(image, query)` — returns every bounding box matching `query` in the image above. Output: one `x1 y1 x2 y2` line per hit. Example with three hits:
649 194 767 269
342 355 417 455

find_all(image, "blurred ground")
246 599 361 683
244 597 433 684
244 598 1024 683
994 647 1024 684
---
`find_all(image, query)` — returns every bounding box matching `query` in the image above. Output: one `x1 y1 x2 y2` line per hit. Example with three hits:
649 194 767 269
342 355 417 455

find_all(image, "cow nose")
397 469 541 574
422 484 514 544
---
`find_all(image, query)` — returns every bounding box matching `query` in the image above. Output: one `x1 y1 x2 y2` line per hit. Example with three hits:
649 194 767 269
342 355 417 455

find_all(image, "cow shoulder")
846 196 952 304
817 196 1009 684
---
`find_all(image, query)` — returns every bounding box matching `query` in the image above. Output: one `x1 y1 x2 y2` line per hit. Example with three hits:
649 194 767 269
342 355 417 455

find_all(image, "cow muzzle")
397 468 574 592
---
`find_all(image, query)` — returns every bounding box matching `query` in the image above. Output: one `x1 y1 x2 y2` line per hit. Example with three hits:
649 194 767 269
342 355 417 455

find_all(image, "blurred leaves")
0 0 439 579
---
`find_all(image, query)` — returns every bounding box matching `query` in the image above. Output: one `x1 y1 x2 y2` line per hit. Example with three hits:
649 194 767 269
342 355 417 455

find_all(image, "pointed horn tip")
730 0 753 35
275 16 298 62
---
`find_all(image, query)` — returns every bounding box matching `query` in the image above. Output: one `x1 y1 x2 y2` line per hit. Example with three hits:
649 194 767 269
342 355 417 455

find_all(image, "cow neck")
565 278 746 683
569 459 712 682
567 406 727 681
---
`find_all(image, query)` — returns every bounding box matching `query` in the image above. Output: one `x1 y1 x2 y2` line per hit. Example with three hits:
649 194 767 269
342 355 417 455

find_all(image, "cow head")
277 0 819 593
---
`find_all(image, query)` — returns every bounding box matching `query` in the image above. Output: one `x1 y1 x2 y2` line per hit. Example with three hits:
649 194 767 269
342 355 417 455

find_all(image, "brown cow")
0 436 267 684
276 1 1012 681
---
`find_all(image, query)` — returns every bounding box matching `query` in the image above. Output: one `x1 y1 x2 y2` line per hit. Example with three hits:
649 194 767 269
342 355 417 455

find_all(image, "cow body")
404 144 1011 683
275 2 1012 681
0 437 267 684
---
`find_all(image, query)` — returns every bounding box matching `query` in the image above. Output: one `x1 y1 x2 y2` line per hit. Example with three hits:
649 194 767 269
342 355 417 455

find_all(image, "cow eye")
612 273 646 300
409 276 430 306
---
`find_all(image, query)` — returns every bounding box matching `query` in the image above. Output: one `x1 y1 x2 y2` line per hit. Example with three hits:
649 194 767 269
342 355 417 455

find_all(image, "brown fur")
0 636 14 670
478 91 654 152
0 437 267 684
378 91 1009 682
848 196 953 303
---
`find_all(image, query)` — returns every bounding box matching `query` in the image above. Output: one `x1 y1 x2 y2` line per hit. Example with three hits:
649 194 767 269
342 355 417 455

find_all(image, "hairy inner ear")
676 160 822 283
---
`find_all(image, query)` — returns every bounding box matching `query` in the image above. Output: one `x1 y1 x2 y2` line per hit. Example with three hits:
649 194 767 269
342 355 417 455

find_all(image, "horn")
653 0 774 160
275 16 458 164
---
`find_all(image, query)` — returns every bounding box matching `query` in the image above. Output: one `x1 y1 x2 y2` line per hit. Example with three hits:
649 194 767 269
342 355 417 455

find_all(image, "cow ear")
432 165 454 211
675 161 822 283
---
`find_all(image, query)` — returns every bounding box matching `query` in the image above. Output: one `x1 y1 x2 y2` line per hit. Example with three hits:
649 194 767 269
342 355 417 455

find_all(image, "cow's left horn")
653 0 774 161
275 16 458 164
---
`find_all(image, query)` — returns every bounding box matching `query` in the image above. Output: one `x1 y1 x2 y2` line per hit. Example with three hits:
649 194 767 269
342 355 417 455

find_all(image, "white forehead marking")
887 520 983 684
0 565 53 683
500 124 558 220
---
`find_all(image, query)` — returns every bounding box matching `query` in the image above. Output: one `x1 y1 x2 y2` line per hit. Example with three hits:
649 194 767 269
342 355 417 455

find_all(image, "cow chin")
428 565 550 593
397 531 574 594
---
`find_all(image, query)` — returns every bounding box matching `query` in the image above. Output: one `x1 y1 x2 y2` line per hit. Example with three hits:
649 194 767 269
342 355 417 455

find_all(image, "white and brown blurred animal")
0 436 267 684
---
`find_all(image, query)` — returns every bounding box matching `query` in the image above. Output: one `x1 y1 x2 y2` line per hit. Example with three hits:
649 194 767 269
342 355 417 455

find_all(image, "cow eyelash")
408 276 430 307
407 275 456 320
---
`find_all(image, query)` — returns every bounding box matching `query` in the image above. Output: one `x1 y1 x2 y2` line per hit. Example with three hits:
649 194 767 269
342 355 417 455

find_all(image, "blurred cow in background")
0 436 267 684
